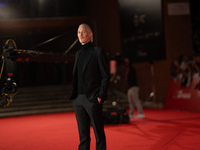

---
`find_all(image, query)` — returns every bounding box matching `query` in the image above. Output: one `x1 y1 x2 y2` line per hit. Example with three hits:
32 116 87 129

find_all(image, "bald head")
77 23 93 45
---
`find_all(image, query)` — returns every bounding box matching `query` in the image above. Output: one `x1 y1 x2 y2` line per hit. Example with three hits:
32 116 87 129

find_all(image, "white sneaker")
134 114 145 119
129 114 135 118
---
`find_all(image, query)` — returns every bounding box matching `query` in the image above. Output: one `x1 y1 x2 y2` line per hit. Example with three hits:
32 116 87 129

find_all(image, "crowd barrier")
164 77 200 111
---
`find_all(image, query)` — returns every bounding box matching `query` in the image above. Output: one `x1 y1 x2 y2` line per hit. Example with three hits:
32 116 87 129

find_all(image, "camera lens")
4 79 17 94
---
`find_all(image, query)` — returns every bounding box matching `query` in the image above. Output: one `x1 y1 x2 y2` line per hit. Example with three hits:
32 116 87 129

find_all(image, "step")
0 85 129 117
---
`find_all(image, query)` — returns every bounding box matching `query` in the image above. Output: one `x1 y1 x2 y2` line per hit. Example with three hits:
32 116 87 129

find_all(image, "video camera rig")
0 38 76 107
0 39 18 107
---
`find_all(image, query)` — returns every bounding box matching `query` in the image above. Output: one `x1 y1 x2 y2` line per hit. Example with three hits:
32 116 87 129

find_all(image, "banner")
164 77 200 111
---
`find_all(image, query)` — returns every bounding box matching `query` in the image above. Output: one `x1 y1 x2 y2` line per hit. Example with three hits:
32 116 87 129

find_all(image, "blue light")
0 4 5 7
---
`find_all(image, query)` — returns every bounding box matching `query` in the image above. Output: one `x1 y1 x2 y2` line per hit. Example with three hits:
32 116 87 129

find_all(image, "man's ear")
90 32 93 42
90 32 93 37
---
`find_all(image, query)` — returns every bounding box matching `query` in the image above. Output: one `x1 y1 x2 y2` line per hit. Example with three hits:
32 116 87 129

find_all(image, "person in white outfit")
125 58 145 119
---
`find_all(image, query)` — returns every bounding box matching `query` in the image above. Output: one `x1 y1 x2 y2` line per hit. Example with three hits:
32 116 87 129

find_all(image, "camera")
0 75 17 107
3 76 17 95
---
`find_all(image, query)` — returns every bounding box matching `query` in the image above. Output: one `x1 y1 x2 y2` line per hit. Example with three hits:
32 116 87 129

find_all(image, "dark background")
118 0 165 62
0 0 85 18
0 0 199 103
190 0 200 53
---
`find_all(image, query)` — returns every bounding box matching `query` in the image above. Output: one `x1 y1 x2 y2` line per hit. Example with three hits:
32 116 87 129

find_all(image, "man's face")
77 25 93 45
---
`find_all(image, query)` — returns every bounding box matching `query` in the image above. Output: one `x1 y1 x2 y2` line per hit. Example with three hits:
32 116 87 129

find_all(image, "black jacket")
70 45 110 102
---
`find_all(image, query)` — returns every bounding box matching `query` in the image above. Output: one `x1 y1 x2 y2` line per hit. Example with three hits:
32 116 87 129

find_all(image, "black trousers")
73 94 106 150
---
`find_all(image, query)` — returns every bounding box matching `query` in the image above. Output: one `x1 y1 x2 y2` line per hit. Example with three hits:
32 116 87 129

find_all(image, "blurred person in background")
124 58 145 119
178 54 191 87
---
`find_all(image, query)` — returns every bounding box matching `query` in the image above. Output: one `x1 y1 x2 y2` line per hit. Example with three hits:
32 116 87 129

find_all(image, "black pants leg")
73 94 106 150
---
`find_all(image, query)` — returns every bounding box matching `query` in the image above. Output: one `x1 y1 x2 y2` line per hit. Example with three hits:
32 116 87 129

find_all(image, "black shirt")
76 42 92 94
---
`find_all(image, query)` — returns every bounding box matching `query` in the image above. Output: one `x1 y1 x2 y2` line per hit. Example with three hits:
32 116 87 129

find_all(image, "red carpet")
0 109 200 150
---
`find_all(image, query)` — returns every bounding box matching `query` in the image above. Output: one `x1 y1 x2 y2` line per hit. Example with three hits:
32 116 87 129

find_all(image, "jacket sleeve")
97 47 110 101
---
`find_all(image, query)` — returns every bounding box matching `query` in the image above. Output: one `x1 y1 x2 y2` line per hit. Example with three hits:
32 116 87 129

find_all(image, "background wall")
0 0 195 104
85 0 194 104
